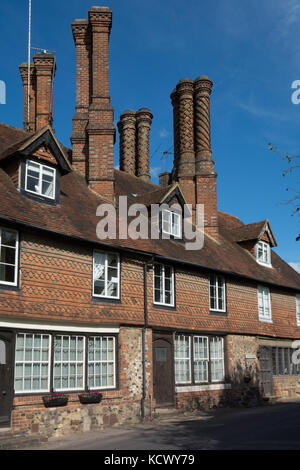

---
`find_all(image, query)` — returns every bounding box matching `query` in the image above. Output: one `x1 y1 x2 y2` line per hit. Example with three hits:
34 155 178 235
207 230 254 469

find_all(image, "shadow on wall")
177 363 262 412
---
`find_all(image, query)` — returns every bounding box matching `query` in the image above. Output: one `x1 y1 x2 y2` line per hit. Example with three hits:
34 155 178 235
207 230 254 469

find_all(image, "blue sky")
0 0 299 269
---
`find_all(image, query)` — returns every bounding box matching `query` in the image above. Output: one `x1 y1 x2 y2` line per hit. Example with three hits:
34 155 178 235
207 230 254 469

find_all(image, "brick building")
0 5 299 437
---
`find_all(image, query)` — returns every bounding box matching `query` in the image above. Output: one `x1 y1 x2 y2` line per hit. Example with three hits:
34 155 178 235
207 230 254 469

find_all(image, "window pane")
88 336 115 389
14 333 50 393
174 336 191 384
53 335 84 391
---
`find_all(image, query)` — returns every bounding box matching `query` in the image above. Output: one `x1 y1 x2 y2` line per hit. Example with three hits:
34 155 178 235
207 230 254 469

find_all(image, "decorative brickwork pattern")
118 110 136 176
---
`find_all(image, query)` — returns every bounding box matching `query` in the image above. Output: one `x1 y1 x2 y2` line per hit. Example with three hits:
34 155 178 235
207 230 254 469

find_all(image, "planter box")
78 392 102 404
43 395 68 408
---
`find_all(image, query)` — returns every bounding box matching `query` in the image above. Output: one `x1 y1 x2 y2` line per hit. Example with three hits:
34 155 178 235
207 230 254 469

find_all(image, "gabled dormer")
0 125 71 205
228 220 277 267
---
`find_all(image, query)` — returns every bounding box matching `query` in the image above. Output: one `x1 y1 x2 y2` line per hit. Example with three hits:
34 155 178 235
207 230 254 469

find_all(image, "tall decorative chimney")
33 53 56 130
71 19 91 178
87 6 115 201
136 108 153 182
117 110 136 176
173 78 195 207
170 75 219 241
19 63 36 133
117 107 153 181
194 76 218 241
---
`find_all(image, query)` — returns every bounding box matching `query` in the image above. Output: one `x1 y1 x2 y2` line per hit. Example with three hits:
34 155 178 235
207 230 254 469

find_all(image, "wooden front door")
153 334 174 407
0 332 14 427
259 346 273 397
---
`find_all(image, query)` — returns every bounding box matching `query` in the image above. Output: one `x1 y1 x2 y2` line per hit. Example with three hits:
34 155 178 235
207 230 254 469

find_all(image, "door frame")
153 331 175 408
0 330 14 428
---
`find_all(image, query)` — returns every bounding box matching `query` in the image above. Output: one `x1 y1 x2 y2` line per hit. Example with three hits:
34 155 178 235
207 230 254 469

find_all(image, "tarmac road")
20 401 300 451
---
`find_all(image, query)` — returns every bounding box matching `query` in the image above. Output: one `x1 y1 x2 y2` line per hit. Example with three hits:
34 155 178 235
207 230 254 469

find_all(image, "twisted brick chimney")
117 107 153 182
118 110 136 176
170 75 219 241
194 76 218 240
19 52 56 132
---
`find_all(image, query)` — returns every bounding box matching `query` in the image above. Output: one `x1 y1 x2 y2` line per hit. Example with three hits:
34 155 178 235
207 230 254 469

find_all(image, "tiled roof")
0 122 299 291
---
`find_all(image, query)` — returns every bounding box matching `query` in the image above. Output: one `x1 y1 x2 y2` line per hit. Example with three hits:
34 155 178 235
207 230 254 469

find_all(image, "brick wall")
0 229 298 338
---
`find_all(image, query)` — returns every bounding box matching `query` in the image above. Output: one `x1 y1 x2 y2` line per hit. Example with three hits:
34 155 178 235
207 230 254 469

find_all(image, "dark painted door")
153 334 174 407
259 346 273 397
0 332 14 427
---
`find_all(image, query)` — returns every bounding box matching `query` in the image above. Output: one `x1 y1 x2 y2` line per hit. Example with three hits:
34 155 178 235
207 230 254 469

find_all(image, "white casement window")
193 336 209 383
93 251 120 299
210 337 225 382
14 333 51 393
88 336 116 390
25 160 56 200
0 227 19 286
255 241 271 267
162 209 181 238
174 335 191 384
153 263 175 306
296 295 300 326
258 285 272 322
175 335 225 385
53 335 85 391
209 274 226 312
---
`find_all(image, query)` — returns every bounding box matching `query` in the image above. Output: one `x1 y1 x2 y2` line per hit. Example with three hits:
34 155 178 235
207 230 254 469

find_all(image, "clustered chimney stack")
71 19 91 177
170 75 219 241
19 53 56 133
70 7 115 201
117 107 153 183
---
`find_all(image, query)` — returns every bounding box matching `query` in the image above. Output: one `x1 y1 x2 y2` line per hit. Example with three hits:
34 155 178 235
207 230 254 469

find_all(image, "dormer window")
255 241 271 267
25 160 56 200
162 209 181 238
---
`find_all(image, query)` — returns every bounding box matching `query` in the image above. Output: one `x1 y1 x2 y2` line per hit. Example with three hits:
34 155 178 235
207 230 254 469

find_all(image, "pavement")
11 399 300 451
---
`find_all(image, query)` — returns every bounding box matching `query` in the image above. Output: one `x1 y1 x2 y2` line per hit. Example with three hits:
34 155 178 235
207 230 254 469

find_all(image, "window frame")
153 262 175 307
53 335 86 392
0 227 19 287
296 294 300 326
25 159 56 201
255 240 272 267
257 285 272 323
209 274 226 313
93 250 121 300
14 333 52 394
174 334 225 386
161 209 182 238
87 335 116 391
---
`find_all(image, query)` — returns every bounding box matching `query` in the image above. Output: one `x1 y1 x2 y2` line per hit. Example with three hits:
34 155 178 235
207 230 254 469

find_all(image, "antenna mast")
27 0 32 131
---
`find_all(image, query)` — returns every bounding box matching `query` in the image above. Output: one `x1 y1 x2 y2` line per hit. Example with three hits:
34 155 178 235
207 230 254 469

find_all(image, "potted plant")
78 390 102 404
43 393 68 408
